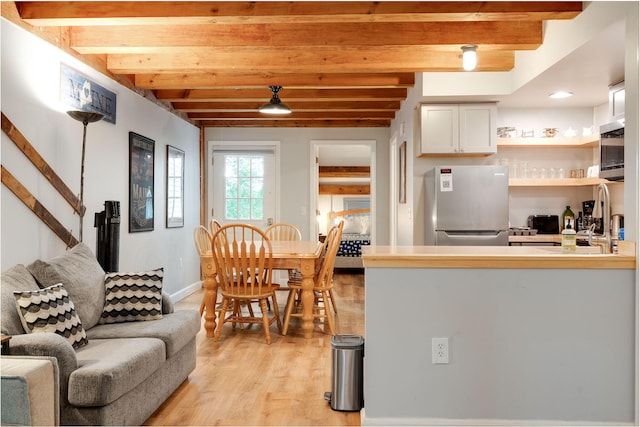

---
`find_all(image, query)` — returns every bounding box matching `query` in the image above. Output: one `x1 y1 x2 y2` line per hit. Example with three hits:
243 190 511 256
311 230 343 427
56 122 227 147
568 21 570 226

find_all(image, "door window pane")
223 155 265 220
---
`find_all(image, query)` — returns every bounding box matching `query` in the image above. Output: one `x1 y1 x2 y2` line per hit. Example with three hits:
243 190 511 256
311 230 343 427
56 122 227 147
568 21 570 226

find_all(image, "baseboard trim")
169 281 202 304
361 411 634 426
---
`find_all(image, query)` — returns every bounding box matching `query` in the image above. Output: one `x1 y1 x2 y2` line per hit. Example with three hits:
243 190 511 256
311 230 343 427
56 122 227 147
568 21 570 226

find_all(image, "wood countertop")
362 242 636 270
509 234 562 244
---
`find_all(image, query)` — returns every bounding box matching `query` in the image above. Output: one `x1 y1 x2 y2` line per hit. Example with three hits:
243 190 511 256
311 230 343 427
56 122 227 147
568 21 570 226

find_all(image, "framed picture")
166 145 185 228
129 132 155 232
399 141 407 204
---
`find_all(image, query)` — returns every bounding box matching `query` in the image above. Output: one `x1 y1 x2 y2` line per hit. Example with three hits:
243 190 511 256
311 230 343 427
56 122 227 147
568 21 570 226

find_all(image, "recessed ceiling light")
549 91 574 99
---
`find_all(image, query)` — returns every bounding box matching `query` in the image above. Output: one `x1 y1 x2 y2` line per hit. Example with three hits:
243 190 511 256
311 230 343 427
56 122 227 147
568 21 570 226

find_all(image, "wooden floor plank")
144 271 364 426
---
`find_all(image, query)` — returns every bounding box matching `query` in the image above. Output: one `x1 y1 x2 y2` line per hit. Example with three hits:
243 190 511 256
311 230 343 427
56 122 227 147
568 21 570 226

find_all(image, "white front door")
208 142 279 230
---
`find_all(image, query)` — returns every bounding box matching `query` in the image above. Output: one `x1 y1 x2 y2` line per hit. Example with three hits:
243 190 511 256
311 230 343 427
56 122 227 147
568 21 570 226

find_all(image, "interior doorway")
309 140 376 243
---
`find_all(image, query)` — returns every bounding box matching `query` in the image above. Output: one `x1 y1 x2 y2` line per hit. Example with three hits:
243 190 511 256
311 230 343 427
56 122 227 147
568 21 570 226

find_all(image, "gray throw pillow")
27 242 105 330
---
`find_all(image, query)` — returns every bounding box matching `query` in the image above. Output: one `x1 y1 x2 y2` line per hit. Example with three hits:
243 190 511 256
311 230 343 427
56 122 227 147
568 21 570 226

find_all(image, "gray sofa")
1 243 201 426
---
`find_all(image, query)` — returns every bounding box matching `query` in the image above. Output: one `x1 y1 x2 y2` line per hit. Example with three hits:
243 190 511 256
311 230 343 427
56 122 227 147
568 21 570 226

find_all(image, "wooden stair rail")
1 165 78 247
1 112 85 216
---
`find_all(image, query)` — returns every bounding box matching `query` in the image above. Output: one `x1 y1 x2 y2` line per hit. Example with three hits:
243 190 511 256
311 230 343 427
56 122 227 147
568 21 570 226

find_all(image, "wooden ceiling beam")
319 166 371 179
136 72 416 89
10 1 583 129
69 21 542 53
319 184 370 195
108 47 515 73
155 88 408 102
187 111 396 120
199 120 390 128
18 2 582 26
172 100 401 111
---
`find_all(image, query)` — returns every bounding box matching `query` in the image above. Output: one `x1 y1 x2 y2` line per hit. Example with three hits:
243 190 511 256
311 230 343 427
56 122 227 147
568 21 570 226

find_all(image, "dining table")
199 239 324 339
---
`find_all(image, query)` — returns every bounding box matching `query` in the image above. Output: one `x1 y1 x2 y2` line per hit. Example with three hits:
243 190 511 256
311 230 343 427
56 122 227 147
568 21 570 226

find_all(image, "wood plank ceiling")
7 1 583 128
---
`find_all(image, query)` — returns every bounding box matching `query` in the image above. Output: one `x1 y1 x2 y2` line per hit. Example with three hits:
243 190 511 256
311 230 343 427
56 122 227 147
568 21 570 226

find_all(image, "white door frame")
389 134 399 245
206 140 281 227
309 140 376 243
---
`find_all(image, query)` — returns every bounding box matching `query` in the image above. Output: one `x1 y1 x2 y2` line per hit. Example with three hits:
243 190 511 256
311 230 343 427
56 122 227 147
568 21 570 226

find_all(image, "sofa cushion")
69 338 165 407
27 243 105 330
87 310 201 358
13 284 88 349
99 268 164 324
1 264 41 335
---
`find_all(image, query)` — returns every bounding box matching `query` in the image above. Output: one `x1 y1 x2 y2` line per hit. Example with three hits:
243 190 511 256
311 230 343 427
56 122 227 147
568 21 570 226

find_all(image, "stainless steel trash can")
324 334 364 411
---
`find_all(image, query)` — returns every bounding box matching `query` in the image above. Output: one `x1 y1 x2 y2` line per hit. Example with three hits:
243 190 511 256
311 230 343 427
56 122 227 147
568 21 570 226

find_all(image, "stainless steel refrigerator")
425 165 509 245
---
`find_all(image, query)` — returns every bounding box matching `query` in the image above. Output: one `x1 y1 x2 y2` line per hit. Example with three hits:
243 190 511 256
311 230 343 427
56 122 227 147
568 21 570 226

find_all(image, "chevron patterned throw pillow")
14 283 88 349
99 268 164 324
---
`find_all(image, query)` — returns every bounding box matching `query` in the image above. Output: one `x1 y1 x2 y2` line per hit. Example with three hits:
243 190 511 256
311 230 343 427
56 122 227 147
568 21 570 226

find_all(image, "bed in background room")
328 208 371 269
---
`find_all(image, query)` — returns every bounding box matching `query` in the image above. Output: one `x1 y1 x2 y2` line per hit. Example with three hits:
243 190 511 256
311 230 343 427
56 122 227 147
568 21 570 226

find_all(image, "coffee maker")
580 200 595 232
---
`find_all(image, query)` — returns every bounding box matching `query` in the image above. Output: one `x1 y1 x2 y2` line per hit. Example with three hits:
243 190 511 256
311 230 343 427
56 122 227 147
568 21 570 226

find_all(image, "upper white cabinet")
418 103 497 156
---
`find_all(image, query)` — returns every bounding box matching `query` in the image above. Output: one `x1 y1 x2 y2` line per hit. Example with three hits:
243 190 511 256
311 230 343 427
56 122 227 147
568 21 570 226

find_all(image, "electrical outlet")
432 337 449 364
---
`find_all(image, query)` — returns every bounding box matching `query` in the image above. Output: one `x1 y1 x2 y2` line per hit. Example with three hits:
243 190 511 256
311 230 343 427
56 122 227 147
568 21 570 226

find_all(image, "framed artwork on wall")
399 141 407 204
166 145 185 228
129 132 155 232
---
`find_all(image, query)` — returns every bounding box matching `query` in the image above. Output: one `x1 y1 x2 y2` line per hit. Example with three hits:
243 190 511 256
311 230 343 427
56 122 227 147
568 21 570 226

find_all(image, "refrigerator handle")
442 231 503 236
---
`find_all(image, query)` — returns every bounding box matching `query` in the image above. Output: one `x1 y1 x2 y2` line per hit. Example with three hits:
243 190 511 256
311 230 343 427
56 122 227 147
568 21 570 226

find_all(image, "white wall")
389 74 423 246
203 127 391 244
1 19 201 297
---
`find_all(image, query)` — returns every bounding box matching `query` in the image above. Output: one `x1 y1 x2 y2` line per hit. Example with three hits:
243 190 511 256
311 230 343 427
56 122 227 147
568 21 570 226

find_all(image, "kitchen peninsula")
361 244 636 426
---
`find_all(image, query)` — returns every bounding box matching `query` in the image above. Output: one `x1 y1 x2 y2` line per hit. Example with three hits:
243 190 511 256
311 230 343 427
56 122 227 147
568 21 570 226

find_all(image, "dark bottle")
576 211 583 231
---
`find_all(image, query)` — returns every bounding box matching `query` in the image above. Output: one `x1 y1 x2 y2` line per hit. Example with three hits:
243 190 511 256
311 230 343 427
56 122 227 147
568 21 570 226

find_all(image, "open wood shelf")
509 178 621 187
497 134 598 148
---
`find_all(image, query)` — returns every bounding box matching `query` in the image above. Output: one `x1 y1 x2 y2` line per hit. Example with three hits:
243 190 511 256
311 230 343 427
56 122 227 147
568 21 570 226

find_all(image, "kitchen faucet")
588 183 614 253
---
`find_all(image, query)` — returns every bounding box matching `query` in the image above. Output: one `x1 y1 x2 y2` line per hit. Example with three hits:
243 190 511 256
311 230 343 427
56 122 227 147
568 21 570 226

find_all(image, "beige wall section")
203 127 390 244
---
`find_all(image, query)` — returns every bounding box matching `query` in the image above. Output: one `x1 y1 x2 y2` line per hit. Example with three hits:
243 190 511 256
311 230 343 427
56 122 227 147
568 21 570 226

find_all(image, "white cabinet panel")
419 103 496 156
459 104 497 154
419 105 458 154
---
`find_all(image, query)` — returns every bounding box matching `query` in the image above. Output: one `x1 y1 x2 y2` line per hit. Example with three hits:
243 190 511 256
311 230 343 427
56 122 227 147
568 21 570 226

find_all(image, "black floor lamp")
67 111 104 242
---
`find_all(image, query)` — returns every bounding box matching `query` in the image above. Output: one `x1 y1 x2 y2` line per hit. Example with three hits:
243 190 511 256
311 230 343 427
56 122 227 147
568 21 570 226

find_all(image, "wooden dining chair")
265 222 302 241
209 218 222 237
211 223 282 344
194 224 243 318
193 225 212 256
265 222 302 290
282 220 343 336
193 226 213 316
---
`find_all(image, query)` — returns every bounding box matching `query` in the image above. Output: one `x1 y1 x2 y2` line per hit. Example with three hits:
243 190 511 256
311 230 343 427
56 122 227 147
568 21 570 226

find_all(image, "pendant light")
461 45 478 71
259 86 292 115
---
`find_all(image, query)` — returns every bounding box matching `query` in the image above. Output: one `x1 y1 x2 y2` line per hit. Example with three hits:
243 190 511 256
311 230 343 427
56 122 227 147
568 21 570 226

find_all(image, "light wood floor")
144 271 364 426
